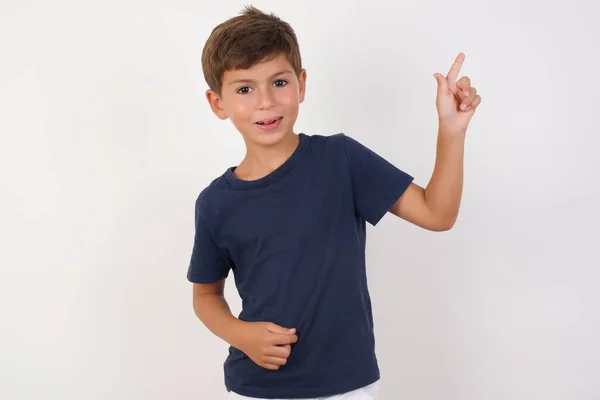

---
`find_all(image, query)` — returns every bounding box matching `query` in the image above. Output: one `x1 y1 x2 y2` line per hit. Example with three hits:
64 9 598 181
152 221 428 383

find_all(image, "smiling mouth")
256 117 283 125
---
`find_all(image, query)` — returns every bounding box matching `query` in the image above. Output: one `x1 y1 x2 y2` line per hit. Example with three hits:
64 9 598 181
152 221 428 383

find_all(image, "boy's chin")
244 128 294 148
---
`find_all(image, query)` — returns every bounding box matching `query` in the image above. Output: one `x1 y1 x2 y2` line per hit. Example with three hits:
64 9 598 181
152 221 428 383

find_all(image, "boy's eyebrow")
227 70 294 86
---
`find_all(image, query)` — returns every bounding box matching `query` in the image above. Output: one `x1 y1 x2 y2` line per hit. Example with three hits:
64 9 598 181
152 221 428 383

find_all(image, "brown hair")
201 5 303 96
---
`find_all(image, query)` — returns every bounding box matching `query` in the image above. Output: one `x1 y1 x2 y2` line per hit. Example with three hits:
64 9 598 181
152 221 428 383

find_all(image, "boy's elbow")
434 223 454 232
430 215 457 231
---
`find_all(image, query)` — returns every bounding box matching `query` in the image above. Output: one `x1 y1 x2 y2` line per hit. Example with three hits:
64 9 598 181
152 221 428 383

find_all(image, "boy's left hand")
433 53 482 135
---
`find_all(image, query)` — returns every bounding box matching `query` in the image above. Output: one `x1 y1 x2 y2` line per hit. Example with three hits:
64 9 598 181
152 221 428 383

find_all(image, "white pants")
227 380 380 400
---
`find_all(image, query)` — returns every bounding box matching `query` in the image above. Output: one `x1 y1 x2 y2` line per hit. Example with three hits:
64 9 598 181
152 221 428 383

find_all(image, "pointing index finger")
446 52 465 84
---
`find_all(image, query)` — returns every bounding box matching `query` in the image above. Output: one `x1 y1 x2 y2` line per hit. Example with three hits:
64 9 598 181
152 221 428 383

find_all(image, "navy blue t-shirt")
187 133 413 398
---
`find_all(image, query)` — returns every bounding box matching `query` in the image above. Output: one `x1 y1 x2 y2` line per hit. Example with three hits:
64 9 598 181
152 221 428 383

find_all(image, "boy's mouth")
255 117 283 126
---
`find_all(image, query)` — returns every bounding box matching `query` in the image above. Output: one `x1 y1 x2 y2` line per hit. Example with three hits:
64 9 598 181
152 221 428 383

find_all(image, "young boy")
187 6 481 400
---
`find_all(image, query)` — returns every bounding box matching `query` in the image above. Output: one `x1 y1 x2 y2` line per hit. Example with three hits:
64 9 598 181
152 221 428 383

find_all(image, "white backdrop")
1 1 599 399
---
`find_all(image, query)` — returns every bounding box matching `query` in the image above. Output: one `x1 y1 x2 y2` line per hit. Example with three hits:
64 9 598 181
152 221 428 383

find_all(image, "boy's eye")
236 80 287 94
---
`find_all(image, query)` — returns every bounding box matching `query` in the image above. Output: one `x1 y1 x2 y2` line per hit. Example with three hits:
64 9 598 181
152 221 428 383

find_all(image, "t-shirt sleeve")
342 134 414 226
187 199 231 284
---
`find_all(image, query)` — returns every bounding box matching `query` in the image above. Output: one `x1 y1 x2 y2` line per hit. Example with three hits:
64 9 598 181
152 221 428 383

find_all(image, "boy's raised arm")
390 53 482 231
389 132 465 231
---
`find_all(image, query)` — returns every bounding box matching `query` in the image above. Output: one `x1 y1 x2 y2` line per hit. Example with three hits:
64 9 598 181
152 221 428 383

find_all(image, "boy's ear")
298 69 307 104
206 89 228 120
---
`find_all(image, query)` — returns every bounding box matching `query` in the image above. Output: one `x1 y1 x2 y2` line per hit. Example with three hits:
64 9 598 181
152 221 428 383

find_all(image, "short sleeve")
342 134 414 226
187 200 231 284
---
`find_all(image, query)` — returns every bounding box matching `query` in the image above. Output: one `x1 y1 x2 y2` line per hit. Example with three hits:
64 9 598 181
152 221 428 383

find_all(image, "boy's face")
206 54 306 147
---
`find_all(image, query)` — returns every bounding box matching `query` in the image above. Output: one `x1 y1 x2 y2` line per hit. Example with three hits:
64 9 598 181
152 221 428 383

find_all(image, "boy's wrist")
222 316 246 348
438 120 468 138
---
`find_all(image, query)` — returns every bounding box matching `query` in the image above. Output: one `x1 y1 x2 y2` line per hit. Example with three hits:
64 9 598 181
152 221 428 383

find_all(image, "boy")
187 6 481 400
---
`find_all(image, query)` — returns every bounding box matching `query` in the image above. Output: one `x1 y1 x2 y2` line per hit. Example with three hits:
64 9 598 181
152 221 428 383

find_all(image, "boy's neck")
234 132 300 181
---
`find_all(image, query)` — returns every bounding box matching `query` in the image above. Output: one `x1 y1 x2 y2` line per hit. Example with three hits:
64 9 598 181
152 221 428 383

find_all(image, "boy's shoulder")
300 132 350 156
308 131 347 144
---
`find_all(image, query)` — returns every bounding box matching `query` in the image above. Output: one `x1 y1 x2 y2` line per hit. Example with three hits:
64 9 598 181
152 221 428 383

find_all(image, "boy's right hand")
233 321 298 370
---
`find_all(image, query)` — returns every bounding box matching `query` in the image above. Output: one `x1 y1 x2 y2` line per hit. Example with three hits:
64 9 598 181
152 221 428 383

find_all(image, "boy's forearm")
194 293 243 348
424 127 466 228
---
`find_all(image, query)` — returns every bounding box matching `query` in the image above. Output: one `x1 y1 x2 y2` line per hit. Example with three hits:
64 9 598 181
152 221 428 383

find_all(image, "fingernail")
460 103 467 111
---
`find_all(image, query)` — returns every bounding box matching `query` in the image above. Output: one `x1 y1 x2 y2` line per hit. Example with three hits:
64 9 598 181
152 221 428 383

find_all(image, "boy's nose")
257 88 276 110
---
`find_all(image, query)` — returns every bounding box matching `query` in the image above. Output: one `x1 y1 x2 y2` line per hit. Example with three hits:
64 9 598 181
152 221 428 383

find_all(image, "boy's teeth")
258 117 279 125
